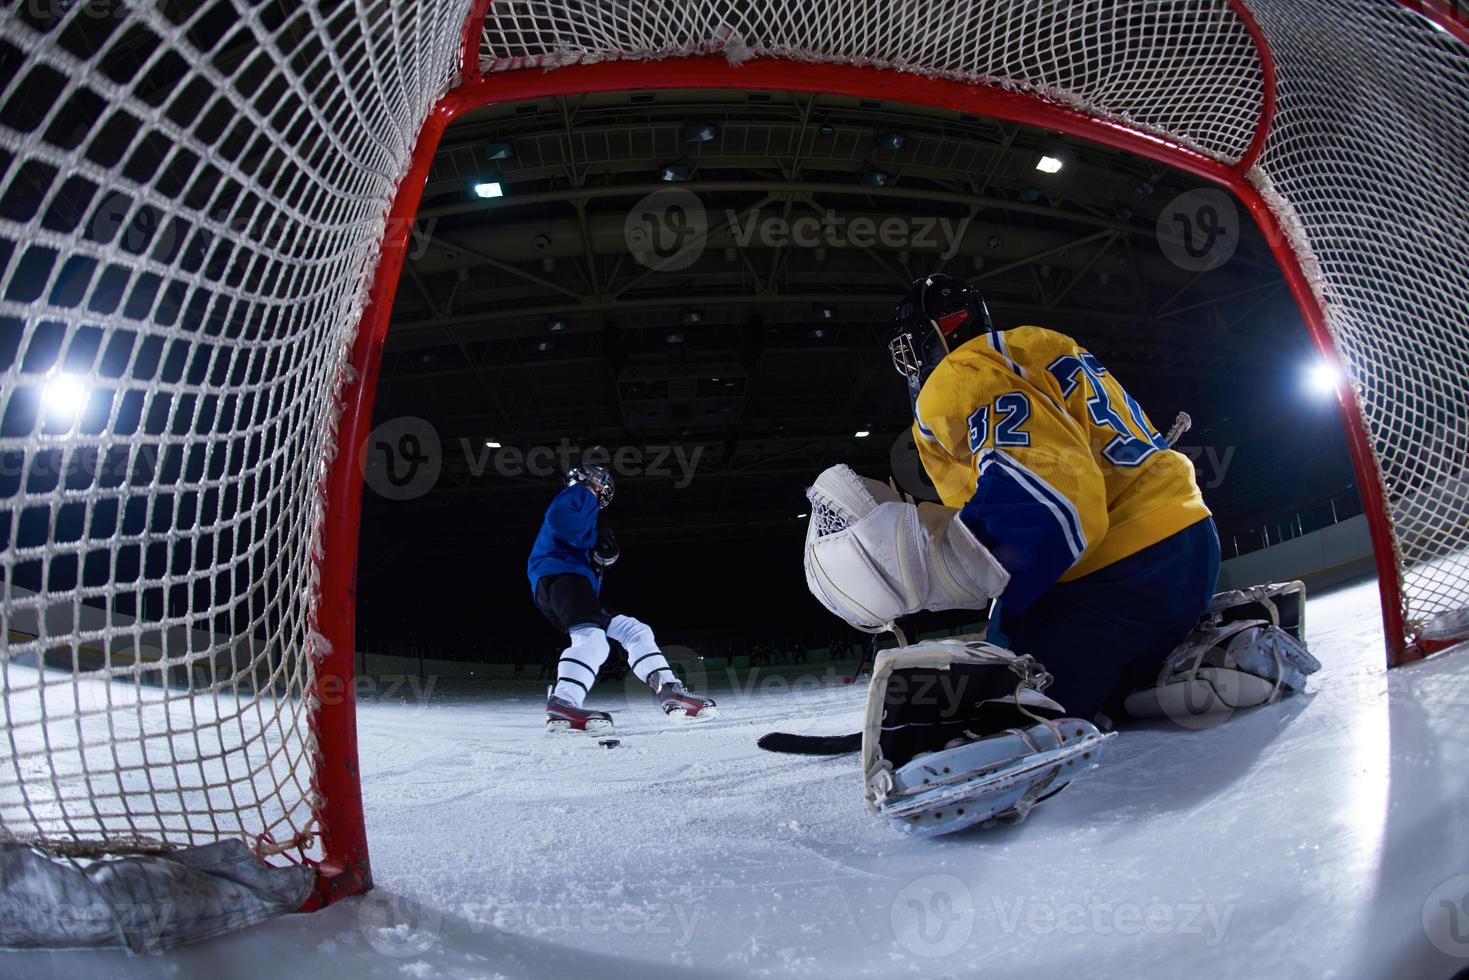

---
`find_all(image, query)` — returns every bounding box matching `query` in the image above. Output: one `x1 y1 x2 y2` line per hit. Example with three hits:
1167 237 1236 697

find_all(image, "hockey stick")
755 625 908 755
756 730 861 755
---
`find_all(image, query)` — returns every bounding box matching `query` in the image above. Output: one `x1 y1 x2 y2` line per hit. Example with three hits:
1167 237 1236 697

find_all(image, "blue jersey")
528 485 601 594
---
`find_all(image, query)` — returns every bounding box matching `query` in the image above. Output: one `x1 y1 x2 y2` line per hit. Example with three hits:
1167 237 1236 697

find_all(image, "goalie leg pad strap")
1124 616 1321 719
860 639 1113 836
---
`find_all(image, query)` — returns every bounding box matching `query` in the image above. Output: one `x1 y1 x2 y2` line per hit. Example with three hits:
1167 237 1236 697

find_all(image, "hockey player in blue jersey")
529 456 717 733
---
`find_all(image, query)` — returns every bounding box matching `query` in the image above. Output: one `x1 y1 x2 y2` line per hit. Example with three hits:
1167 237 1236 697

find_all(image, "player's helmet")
567 457 615 509
889 273 996 398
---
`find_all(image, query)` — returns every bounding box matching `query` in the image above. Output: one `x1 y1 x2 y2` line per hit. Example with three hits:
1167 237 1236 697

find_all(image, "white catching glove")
802 464 1010 629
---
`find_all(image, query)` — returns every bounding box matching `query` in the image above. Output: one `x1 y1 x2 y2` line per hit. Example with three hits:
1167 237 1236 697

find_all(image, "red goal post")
1 0 1465 912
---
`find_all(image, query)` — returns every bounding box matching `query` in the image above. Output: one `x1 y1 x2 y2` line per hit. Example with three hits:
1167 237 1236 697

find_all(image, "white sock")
553 627 610 707
607 615 677 689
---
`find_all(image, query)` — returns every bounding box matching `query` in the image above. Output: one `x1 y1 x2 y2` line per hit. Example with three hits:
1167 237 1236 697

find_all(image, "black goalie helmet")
566 456 615 509
889 273 997 403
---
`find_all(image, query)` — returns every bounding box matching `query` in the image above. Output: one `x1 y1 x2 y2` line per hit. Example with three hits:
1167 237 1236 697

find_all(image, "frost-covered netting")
480 0 1469 638
480 0 1267 162
0 1 468 861
1243 0 1469 636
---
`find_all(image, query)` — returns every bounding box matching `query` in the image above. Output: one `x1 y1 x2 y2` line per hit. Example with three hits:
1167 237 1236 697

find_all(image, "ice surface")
9 575 1469 979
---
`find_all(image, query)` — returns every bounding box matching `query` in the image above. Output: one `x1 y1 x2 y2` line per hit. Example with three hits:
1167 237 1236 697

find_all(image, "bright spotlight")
472 180 504 199
1307 360 1342 395
1035 155 1064 174
43 375 87 422
485 439 502 449
854 430 871 438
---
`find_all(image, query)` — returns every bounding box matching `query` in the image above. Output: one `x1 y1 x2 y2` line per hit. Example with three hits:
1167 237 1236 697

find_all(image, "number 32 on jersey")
967 391 1032 451
965 352 1167 466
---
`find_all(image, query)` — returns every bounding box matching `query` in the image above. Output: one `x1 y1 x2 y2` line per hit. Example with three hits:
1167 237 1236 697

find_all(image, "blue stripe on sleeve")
959 450 1087 614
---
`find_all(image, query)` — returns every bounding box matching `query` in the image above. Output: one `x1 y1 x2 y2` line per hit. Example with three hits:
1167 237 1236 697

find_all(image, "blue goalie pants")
990 516 1221 721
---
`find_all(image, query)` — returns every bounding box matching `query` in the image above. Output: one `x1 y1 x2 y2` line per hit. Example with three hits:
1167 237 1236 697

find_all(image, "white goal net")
2 0 1465 904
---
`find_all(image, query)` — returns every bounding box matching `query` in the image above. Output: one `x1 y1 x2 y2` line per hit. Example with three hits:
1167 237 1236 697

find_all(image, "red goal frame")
304 0 1468 907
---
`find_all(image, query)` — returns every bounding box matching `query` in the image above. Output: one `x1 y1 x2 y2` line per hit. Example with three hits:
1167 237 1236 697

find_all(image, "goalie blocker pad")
861 640 1115 837
1125 580 1321 720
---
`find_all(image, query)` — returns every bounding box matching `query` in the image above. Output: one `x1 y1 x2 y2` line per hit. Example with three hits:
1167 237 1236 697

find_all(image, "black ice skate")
546 694 613 735
656 681 718 721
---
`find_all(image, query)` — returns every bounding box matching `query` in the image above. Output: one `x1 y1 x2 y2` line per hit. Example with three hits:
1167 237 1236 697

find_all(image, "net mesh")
480 0 1267 162
2 0 1466 867
0 1 468 858
1243 0 1469 635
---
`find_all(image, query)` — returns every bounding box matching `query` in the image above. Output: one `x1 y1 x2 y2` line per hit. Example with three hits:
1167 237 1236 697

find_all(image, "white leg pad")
607 615 675 688
554 627 610 706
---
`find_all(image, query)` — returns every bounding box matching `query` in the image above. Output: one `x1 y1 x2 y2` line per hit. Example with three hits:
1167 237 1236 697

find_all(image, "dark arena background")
355 92 1359 669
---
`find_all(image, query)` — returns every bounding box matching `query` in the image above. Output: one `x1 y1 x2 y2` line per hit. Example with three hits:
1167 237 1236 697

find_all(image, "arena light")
1035 155 1064 174
42 375 87 424
684 122 719 143
1307 359 1342 395
854 429 871 438
471 180 503 199
484 439 502 449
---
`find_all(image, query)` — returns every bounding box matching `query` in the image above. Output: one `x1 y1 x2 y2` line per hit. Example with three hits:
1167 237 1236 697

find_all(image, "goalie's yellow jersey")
913 326 1210 614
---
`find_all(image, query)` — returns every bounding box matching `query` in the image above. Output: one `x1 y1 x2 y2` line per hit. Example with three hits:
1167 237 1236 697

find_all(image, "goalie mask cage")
1 0 1465 909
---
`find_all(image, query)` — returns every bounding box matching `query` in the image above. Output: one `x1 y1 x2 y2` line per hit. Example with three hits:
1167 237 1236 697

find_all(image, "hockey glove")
802 464 1010 630
593 526 620 567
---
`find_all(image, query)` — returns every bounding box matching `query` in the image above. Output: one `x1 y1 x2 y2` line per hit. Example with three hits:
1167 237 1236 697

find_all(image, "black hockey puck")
599 738 620 749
